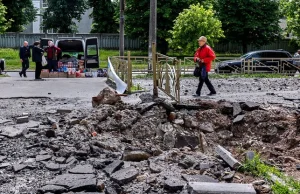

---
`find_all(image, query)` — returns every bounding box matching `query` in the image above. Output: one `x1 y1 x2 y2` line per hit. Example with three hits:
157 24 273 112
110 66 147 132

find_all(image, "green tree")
88 0 118 33
43 0 88 33
280 0 300 46
0 2 11 33
168 4 224 53
125 0 211 54
214 0 281 53
2 0 37 32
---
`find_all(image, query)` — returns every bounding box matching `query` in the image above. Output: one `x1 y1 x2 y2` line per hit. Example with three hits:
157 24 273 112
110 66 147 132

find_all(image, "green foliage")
168 3 224 54
124 0 211 54
43 0 88 33
2 0 37 32
88 0 118 33
239 152 300 194
280 0 300 46
214 0 281 53
0 2 11 33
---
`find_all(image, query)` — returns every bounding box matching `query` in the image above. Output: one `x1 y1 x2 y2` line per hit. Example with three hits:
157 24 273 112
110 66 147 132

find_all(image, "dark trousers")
196 70 216 95
35 62 42 79
20 58 29 77
47 59 58 72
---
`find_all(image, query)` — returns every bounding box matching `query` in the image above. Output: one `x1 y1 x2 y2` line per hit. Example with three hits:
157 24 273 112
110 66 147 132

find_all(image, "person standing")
19 41 31 77
193 36 216 97
294 49 300 58
32 41 44 80
44 41 61 72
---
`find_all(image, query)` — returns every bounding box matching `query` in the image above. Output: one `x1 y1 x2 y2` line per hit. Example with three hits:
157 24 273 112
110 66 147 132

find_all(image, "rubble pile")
0 91 299 194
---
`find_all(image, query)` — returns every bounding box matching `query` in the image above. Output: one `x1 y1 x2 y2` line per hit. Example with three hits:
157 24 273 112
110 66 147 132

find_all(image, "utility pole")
148 0 157 70
120 0 125 56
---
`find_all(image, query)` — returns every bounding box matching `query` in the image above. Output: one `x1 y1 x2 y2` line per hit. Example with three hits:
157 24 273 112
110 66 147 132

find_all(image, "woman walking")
193 36 217 97
32 41 44 80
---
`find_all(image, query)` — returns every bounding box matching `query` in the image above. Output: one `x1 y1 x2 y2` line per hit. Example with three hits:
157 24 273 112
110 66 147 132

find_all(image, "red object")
92 132 97 136
45 46 61 60
194 44 216 72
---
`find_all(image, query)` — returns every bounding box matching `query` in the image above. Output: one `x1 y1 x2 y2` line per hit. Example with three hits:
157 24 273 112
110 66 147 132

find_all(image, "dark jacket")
32 46 44 62
19 46 31 60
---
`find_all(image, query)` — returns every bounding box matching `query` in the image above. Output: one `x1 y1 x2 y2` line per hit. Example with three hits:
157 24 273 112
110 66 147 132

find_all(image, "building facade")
23 0 92 33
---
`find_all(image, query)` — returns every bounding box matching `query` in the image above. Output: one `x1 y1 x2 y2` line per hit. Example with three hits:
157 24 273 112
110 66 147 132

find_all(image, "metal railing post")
152 42 158 98
127 51 132 93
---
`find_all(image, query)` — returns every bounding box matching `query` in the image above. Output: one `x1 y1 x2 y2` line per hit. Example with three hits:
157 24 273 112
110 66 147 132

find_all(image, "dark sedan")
215 50 295 73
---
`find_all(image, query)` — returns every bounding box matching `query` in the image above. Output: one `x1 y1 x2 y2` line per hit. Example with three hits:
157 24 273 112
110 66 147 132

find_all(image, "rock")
174 134 199 149
97 180 105 191
57 109 72 114
164 178 185 192
188 182 256 194
161 100 176 112
178 156 195 169
0 126 25 138
245 151 255 161
242 102 260 111
149 161 163 173
223 171 235 181
137 174 147 182
233 115 245 124
163 131 175 149
37 185 68 193
261 184 271 193
105 183 122 194
69 164 95 174
139 93 154 103
123 151 151 162
45 129 56 138
217 130 233 140
221 102 233 115
92 87 121 107
252 180 265 185
45 163 61 171
47 117 58 129
13 164 27 172
199 122 214 133
182 174 218 183
47 173 97 191
91 159 112 169
56 157 66 164
0 163 11 169
168 112 176 121
174 119 184 125
36 155 52 162
199 162 214 172
111 167 139 185
103 160 124 175
233 103 242 117
0 156 7 163
16 116 29 124
66 156 77 164
69 119 80 125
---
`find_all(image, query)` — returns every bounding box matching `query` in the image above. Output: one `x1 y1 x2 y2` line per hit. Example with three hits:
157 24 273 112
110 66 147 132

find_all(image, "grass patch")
239 153 300 194
0 74 9 77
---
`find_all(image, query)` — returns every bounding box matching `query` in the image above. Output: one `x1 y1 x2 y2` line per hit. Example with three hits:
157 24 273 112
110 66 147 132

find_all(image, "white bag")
42 55 47 66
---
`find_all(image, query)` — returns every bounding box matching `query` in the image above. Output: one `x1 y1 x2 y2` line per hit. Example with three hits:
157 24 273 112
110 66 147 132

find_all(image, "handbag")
42 55 48 66
193 66 201 77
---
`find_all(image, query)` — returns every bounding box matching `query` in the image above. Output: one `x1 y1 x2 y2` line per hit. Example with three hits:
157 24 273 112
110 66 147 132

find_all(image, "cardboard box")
40 69 49 78
58 72 68 78
49 72 59 78
68 73 76 78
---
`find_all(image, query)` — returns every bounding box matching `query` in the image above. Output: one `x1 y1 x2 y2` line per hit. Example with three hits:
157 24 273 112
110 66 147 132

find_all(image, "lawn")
1 48 240 71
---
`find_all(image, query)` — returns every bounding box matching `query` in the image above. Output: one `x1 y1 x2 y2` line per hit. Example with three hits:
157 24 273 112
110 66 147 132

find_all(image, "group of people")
19 40 61 79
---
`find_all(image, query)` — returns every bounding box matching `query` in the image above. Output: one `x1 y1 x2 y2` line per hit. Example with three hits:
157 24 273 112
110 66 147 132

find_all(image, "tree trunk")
242 42 247 54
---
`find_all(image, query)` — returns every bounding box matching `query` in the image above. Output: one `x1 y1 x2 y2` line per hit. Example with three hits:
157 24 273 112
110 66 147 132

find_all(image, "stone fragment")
103 160 124 175
123 151 151 162
241 102 260 111
45 163 61 171
0 156 7 163
215 145 241 169
92 87 121 107
16 116 29 124
69 119 80 125
149 161 163 173
0 126 25 138
233 115 245 124
57 109 72 114
56 157 66 164
223 171 235 181
13 164 27 172
221 102 233 115
111 167 139 185
218 130 233 140
45 129 56 138
0 163 11 169
182 174 218 183
252 180 265 185
174 134 199 149
199 162 214 172
233 103 242 117
164 178 185 192
199 122 214 133
37 185 67 193
163 131 175 149
36 155 52 162
160 100 176 112
69 164 95 174
245 151 255 161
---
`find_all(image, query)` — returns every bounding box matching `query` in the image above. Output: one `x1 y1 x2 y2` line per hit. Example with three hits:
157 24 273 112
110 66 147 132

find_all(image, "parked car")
0 58 5 75
215 50 294 73
40 37 99 69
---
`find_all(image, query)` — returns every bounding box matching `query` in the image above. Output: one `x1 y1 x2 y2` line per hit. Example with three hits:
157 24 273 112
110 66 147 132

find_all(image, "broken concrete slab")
92 87 121 107
182 174 218 183
103 160 124 175
188 182 256 194
37 185 68 193
0 163 11 169
56 109 72 114
233 115 245 124
164 178 185 192
174 134 199 149
241 102 260 111
36 155 52 162
13 164 27 172
16 116 29 124
0 156 7 163
215 145 241 169
233 103 242 117
69 165 95 174
110 167 139 185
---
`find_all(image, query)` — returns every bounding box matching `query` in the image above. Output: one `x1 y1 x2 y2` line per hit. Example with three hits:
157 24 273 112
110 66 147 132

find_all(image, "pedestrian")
193 36 216 97
19 41 31 77
44 41 61 72
32 41 44 80
294 49 300 58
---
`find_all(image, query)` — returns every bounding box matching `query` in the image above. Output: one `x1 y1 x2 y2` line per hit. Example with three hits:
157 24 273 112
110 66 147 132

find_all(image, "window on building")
42 0 48 8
